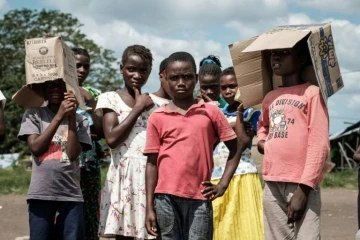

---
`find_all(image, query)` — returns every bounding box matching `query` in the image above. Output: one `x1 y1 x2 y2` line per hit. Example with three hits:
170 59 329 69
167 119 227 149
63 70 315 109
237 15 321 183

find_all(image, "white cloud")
45 0 288 34
78 15 232 92
293 0 360 14
0 0 7 10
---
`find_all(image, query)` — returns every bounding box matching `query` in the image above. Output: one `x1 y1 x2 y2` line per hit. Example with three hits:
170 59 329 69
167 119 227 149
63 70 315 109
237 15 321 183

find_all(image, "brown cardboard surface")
229 22 344 107
12 36 86 109
243 30 310 52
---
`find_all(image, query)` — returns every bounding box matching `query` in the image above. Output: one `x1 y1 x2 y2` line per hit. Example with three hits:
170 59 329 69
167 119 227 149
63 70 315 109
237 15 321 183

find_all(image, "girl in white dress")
95 45 156 240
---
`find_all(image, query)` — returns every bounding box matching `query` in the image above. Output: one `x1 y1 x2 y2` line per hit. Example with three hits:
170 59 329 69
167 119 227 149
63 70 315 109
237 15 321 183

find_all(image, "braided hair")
199 62 222 78
122 45 153 68
199 55 222 68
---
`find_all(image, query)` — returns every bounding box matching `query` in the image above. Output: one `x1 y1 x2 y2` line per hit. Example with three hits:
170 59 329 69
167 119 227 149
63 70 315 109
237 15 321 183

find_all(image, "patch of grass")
0 167 31 194
321 169 358 189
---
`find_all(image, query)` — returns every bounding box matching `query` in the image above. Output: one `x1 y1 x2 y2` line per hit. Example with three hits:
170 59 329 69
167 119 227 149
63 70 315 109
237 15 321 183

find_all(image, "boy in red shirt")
144 52 249 240
257 40 330 239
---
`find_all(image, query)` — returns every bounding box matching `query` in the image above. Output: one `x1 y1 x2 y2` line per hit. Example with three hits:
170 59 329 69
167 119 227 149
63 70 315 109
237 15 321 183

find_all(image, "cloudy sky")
1 0 360 134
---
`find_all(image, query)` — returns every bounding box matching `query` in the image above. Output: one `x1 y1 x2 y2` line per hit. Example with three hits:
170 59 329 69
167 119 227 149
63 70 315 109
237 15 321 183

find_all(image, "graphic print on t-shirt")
39 127 70 163
267 98 305 141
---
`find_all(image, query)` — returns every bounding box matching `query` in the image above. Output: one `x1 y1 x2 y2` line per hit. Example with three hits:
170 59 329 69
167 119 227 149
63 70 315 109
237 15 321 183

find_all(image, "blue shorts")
154 194 213 240
28 199 84 240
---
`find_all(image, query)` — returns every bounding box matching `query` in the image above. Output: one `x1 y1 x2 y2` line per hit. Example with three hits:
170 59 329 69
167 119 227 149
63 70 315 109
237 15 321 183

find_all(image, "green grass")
0 167 31 194
0 165 357 194
321 169 358 189
0 163 110 195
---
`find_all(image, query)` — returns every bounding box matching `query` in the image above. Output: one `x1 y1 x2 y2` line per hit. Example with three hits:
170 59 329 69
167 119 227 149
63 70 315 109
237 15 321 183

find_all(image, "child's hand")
64 91 78 117
244 122 254 137
257 140 265 154
133 87 154 112
287 185 310 223
145 208 158 236
56 97 76 120
198 91 213 103
201 181 227 201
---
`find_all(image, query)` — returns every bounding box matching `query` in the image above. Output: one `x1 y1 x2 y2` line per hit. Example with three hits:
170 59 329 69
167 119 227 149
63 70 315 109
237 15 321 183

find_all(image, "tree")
0 9 123 155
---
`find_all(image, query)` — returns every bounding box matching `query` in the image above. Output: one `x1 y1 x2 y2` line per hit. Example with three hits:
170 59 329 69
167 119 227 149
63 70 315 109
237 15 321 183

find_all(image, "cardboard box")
229 23 344 107
12 36 86 109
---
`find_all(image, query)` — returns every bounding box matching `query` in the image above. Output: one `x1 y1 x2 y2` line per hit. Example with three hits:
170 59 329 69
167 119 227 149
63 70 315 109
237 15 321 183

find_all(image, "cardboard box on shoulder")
229 22 344 107
12 36 86 109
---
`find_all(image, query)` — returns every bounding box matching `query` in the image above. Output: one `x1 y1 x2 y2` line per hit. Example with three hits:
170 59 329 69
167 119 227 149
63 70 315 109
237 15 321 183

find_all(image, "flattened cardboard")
12 36 86 109
229 23 344 107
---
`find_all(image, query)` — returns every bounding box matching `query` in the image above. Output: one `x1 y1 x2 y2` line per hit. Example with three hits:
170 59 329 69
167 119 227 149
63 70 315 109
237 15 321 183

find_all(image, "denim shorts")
154 194 213 240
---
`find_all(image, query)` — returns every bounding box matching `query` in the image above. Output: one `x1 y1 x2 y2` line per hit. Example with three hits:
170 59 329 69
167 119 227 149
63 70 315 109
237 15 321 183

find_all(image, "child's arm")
65 92 83 161
27 95 75 157
354 145 360 162
288 92 329 223
202 107 247 200
143 115 161 236
257 102 270 154
103 88 154 148
145 153 158 237
0 107 5 142
80 87 103 139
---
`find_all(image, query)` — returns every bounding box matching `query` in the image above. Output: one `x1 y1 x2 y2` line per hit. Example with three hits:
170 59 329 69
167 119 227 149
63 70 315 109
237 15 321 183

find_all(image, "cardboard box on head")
229 22 344 108
12 36 86 110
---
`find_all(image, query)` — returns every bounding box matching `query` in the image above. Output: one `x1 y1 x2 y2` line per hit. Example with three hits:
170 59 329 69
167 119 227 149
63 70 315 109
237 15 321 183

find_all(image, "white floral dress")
95 91 165 239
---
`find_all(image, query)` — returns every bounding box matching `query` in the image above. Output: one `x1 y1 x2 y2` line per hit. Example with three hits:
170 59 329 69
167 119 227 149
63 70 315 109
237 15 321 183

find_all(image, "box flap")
12 84 45 108
243 30 310 52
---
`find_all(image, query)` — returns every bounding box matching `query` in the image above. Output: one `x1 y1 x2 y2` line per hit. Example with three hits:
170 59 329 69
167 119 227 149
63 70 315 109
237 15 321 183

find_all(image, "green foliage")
0 8 122 155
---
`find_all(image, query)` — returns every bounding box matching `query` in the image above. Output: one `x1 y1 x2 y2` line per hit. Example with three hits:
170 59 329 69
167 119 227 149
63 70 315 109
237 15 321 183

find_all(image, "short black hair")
166 52 197 73
199 55 222 68
72 47 90 59
199 63 222 78
159 58 167 74
122 45 153 68
221 67 235 77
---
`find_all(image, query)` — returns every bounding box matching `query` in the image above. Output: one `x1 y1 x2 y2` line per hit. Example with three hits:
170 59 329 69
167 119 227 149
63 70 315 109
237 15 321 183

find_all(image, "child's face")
44 79 66 105
159 71 173 98
120 55 151 90
199 75 220 102
75 54 90 86
220 74 238 105
270 48 301 77
166 61 196 100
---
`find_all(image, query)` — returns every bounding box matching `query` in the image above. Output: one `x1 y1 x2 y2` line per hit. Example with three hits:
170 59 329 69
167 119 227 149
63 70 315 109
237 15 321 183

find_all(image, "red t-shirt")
257 83 330 189
144 100 236 200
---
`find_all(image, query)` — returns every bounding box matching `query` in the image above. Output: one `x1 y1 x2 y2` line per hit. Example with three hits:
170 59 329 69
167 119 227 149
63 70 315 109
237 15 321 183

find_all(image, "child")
257 40 330 239
72 47 103 240
144 52 249 239
151 58 172 105
211 66 264 240
0 90 6 141
353 143 360 229
95 45 155 240
18 79 92 240
198 55 227 108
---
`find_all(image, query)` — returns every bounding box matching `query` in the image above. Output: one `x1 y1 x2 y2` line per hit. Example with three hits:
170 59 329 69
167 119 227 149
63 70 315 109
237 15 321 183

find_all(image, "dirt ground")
0 188 357 240
1 145 358 240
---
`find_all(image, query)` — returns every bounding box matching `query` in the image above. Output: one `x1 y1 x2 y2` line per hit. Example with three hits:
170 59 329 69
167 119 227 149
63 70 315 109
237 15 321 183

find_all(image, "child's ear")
120 63 123 74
